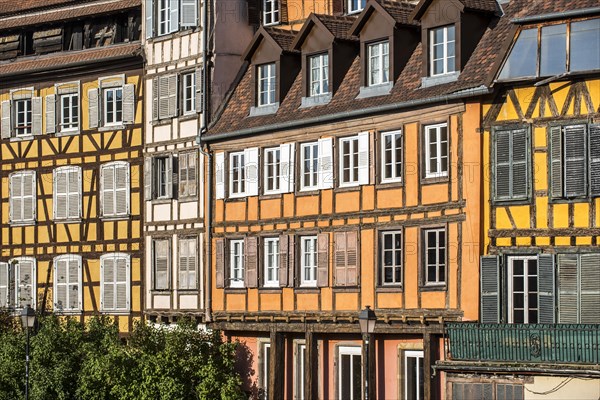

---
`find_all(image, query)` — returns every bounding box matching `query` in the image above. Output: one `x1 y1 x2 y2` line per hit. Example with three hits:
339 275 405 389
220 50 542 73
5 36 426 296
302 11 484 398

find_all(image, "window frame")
347 0 365 14
263 0 280 26
182 72 196 114
300 236 318 287
337 346 362 400
52 254 82 314
300 141 319 191
257 63 277 107
100 253 131 313
367 40 390 87
157 0 170 35
423 123 449 180
103 87 123 126
229 239 245 288
178 236 198 290
53 166 82 221
9 170 36 225
422 227 447 287
507 255 539 324
14 98 32 137
178 150 198 199
429 25 456 77
263 147 282 195
339 136 360 187
380 129 403 184
100 161 130 219
263 237 280 288
403 350 424 400
10 257 37 310
380 230 403 287
60 92 79 133
229 151 246 198
152 237 171 291
309 52 329 97
155 156 171 199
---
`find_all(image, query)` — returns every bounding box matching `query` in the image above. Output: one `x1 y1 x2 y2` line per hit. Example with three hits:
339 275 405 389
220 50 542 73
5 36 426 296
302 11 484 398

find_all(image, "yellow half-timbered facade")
0 0 144 333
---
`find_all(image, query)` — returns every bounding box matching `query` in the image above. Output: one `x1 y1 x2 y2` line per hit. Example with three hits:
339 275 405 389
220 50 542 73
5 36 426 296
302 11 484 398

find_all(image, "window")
157 0 170 35
338 346 362 400
347 0 365 14
499 18 600 80
155 156 172 199
507 256 539 324
230 239 245 288
549 124 600 200
429 25 455 76
557 253 600 324
230 152 246 196
451 382 524 400
334 231 359 287
14 99 32 136
424 123 449 179
493 127 531 201
309 53 329 96
182 72 196 114
53 166 81 221
154 75 178 120
53 255 82 313
153 238 170 290
368 41 390 86
1 92 42 139
301 142 319 190
339 132 369 187
404 351 424 400
178 151 197 198
60 93 79 132
100 253 130 312
153 71 202 120
0 258 36 310
381 231 402 286
264 147 281 194
300 236 318 287
263 0 279 26
381 130 402 183
295 343 306 400
179 237 197 290
263 238 279 287
89 78 134 129
260 342 271 399
423 228 446 286
103 87 123 126
146 0 198 38
10 171 36 224
100 162 130 218
218 148 259 199
258 63 276 106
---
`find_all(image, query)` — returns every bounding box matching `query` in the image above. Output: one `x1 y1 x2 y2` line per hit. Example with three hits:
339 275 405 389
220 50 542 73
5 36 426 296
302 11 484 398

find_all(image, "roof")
317 14 359 40
265 27 297 52
0 0 140 31
380 0 420 26
509 0 600 20
208 2 513 139
410 0 499 21
0 42 142 77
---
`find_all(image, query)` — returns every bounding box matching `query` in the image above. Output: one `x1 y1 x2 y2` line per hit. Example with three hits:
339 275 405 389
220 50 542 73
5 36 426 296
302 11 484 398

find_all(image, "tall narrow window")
423 228 446 286
230 239 245 288
263 238 279 287
347 0 366 14
263 0 279 25
301 142 319 190
53 255 82 313
309 53 329 97
10 171 36 224
100 162 130 218
60 93 79 132
155 156 171 199
296 343 306 400
54 166 81 221
230 152 246 196
264 147 281 194
178 151 197 198
14 99 32 136
152 238 170 290
381 130 402 183
158 0 170 35
404 351 424 400
381 231 402 286
540 24 567 76
12 258 36 309
182 72 196 114
103 87 123 125
430 25 456 76
493 127 530 201
338 346 362 400
258 63 276 106
340 136 359 185
508 256 538 324
261 342 271 399
300 236 318 287
368 41 389 86
424 123 449 179
179 237 197 290
100 253 130 312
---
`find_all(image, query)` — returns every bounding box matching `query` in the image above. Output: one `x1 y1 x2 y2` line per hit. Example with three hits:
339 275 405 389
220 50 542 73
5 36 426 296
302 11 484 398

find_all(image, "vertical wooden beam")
368 335 376 400
269 330 285 400
423 333 440 400
305 331 318 400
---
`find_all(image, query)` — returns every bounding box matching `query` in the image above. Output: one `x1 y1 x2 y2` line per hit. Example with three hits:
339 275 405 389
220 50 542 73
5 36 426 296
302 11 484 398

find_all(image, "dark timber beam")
269 330 284 400
305 331 318 400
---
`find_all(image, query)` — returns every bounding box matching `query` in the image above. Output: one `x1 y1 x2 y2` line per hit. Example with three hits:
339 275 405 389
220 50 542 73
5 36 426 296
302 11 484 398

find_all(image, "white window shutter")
168 75 178 117
122 84 135 125
181 0 197 27
54 258 67 310
54 169 68 220
215 152 225 199
88 88 99 129
77 260 83 310
24 172 36 222
152 77 159 121
32 97 42 135
169 0 180 33
116 256 130 310
101 256 114 310
145 0 154 38
67 257 80 310
101 165 115 217
115 163 130 216
195 68 204 114
245 147 259 196
144 157 153 200
10 174 21 222
166 154 173 199
1 100 11 139
279 143 294 193
358 132 370 185
0 262 9 308
17 260 35 309
154 240 170 289
69 168 82 219
45 95 56 134
318 137 334 189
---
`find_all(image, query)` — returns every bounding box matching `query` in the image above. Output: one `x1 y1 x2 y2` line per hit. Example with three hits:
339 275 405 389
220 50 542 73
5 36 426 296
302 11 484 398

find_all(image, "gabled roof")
410 0 499 21
241 26 298 61
350 0 418 36
510 0 600 21
292 13 357 50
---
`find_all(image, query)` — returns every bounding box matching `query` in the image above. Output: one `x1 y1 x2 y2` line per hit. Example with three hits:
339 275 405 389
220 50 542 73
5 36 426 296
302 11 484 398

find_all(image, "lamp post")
359 306 376 400
20 305 36 400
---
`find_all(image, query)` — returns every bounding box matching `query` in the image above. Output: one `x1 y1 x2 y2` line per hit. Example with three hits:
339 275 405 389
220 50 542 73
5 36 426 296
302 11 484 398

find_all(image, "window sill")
53 310 83 315
421 72 459 88
100 215 131 222
148 28 199 43
151 289 172 293
295 286 319 293
54 219 82 224
150 198 173 205
177 288 199 293
98 124 126 132
259 287 282 293
249 103 279 117
300 93 332 108
296 188 320 196
421 175 449 185
227 193 249 200
56 130 80 137
356 82 393 99
491 198 533 206
377 180 403 189
376 286 403 293
10 221 36 226
177 195 199 203
9 135 35 142
224 287 247 294
179 112 198 122
100 310 130 315
420 284 447 292
335 185 361 193
332 287 359 293
260 193 283 200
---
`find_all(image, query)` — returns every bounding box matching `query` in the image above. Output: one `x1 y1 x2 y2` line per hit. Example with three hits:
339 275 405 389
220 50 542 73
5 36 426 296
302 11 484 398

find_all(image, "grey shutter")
215 239 225 289
144 157 153 200
23 172 35 221
537 254 555 324
167 75 178 117
114 163 130 215
179 152 188 197
69 257 81 310
317 233 329 287
55 258 68 310
158 76 169 119
245 237 258 288
154 240 169 289
195 68 204 114
580 254 600 324
166 154 173 199
115 256 129 310
88 88 99 129
511 128 528 199
279 235 288 287
187 151 197 196
334 232 347 286
169 0 180 33
181 0 197 27
122 84 135 125
17 260 34 308
558 254 578 323
494 130 511 200
101 257 113 310
480 256 500 323
1 100 11 139
10 174 22 222
152 77 159 121
101 165 115 216
563 125 587 198
0 262 9 308
588 124 600 197
549 126 563 199
32 97 42 135
145 0 154 38
45 94 56 134
357 132 370 185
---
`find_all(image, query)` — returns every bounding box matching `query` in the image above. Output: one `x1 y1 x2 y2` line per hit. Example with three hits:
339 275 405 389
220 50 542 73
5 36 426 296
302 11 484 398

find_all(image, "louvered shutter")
54 169 68 220
122 84 135 125
88 88 99 129
102 256 114 310
68 168 81 219
346 231 358 286
332 0 343 14
216 239 225 288
537 254 555 324
31 97 42 135
158 76 170 119
144 157 153 200
102 165 115 216
549 126 563 199
165 154 173 199
334 232 347 286
279 235 288 287
247 0 261 26
23 172 35 222
557 254 578 323
187 152 197 196
145 0 154 38
318 138 334 189
152 77 159 120
480 256 500 323
169 0 180 33
10 174 23 222
154 240 170 289
215 152 225 199
115 256 129 310
195 68 204 114
280 0 288 23
280 143 294 193
358 132 370 185
1 100 11 139
168 75 178 117
54 258 68 310
563 125 587 198
0 262 9 308
17 260 34 309
580 254 600 323
494 130 511 200
288 235 295 286
69 257 81 310
179 152 188 197
179 238 197 290
317 233 329 287
114 163 130 216
511 128 528 199
245 147 259 196
45 95 56 134
589 124 600 197
181 0 197 27
245 237 258 288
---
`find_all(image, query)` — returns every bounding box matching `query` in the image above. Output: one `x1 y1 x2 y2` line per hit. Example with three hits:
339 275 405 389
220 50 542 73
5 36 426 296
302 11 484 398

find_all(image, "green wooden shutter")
511 128 529 199
589 124 600 197
537 254 555 324
563 125 587 198
549 126 563 199
580 254 600 324
480 256 500 323
557 254 578 323
494 130 511 200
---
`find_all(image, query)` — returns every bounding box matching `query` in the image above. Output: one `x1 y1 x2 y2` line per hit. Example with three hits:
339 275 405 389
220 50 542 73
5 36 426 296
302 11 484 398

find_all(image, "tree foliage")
0 313 244 400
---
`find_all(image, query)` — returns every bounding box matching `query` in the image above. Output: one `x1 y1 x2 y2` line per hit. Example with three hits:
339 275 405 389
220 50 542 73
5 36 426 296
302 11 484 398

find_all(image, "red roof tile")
510 0 600 20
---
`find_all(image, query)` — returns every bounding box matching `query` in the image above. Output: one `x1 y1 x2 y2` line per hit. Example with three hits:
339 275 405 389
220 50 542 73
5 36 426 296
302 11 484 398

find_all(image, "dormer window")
348 0 366 14
309 53 329 96
263 0 280 26
368 41 390 86
430 25 456 76
258 63 276 106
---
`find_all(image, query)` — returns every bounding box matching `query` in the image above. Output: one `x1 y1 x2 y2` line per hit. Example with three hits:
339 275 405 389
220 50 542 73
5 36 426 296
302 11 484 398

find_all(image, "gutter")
204 85 492 143
511 7 600 24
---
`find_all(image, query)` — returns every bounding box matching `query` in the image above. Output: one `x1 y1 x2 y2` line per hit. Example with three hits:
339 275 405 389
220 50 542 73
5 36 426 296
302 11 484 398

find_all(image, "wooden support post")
305 331 318 400
269 330 285 400
368 335 375 400
423 333 440 400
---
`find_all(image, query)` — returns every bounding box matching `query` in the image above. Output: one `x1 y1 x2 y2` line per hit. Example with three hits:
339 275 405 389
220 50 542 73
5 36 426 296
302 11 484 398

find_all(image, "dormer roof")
350 0 418 35
242 26 298 61
292 13 357 50
410 0 499 22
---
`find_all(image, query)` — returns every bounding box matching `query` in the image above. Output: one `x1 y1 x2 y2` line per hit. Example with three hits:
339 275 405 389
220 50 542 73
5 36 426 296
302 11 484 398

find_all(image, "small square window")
429 25 455 76
257 63 276 107
368 41 390 86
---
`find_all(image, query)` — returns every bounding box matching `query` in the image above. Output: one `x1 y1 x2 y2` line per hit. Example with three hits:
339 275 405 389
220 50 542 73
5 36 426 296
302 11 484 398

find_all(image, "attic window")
263 0 280 26
429 25 456 76
348 0 366 14
309 53 329 96
368 41 390 86
258 63 276 107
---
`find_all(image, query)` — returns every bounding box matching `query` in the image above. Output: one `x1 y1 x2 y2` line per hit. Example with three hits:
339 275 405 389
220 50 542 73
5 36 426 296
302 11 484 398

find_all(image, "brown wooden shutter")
317 233 329 287
334 232 347 286
280 0 288 23
216 239 225 288
245 237 258 288
332 0 344 14
279 235 288 287
288 235 295 287
247 0 261 26
346 231 359 286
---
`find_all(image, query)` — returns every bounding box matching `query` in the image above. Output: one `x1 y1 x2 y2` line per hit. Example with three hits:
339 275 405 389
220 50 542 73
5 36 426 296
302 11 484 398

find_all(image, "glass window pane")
540 24 567 76
571 19 600 72
499 28 538 79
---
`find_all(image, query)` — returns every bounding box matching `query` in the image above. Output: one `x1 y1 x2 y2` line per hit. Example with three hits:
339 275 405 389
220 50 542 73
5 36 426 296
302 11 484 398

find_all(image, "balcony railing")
446 323 600 364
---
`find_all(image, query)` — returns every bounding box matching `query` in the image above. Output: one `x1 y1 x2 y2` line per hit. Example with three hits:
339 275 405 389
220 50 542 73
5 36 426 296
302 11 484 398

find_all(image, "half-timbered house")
0 0 144 333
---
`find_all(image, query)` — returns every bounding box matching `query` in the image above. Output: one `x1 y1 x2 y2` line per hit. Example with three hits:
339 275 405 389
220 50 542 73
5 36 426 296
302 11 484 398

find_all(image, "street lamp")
21 304 36 400
359 306 376 400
